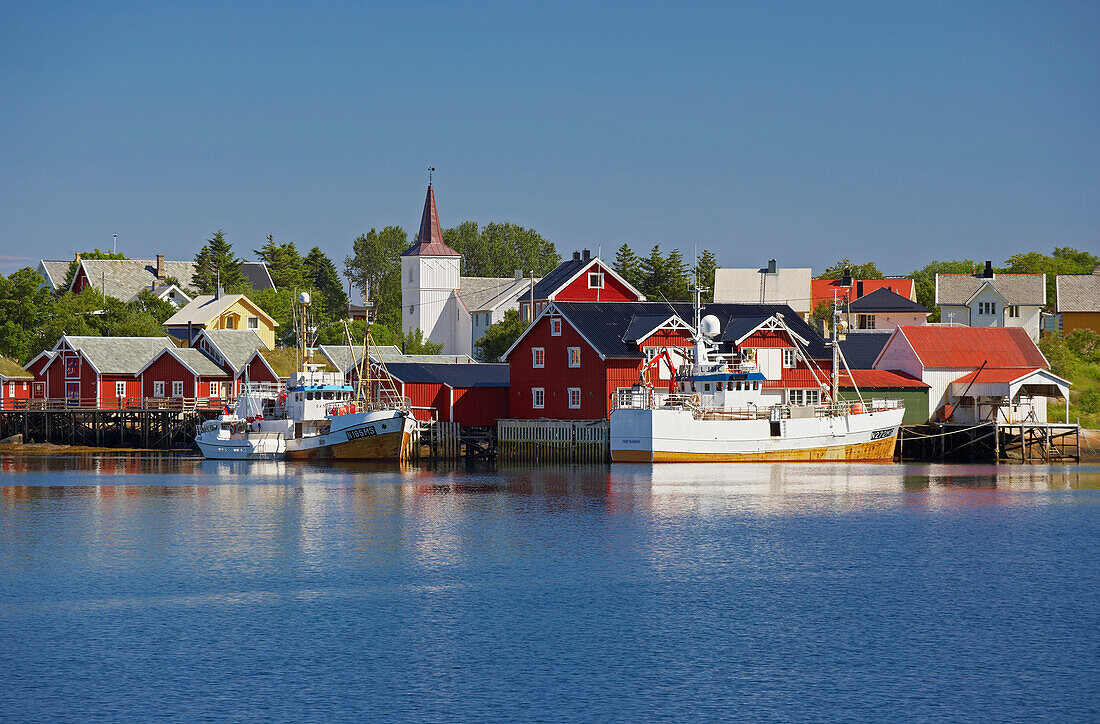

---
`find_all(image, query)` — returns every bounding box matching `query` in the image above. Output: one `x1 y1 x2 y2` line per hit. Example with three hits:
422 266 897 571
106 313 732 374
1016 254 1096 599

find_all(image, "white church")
400 184 537 356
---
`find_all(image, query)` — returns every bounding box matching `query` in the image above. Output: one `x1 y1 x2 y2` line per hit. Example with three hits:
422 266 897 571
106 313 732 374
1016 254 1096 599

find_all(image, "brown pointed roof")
401 184 461 257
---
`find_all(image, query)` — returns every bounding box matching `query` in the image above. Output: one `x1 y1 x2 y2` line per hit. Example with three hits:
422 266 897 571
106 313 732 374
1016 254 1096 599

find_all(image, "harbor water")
1 455 1097 720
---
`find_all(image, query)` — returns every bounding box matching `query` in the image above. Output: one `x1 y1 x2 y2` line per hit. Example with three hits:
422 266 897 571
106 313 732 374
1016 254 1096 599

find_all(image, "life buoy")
689 393 701 406
851 402 865 414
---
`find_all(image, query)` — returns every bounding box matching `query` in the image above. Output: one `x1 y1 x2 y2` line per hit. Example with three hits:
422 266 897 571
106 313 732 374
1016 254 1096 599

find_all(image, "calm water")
0 455 1097 721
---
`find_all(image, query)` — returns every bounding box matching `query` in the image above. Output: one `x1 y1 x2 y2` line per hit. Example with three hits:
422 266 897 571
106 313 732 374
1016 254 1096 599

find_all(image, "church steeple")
401 184 460 257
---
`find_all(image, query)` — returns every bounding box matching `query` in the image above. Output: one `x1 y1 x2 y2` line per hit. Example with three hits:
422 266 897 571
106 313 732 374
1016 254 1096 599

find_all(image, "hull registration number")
870 428 893 440
346 425 377 441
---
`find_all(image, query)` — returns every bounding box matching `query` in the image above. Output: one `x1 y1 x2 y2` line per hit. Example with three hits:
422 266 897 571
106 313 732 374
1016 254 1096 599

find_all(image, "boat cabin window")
324 391 334 400
703 383 710 392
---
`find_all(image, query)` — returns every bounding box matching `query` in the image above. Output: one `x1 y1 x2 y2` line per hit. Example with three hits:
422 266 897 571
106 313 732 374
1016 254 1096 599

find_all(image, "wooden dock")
497 419 610 464
898 422 1080 463
0 407 220 449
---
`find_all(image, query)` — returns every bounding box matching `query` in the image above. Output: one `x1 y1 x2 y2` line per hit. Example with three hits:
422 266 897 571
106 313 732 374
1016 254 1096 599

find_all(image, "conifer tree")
639 245 666 300
613 243 642 289
192 230 245 294
254 235 305 291
304 246 349 324
693 249 718 303
665 248 690 301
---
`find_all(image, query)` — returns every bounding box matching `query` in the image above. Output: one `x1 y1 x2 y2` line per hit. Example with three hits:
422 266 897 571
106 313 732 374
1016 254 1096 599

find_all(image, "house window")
209 381 220 398
532 347 545 368
408 266 413 282
588 272 604 289
858 314 876 330
789 389 803 405
782 349 796 368
172 381 184 397
978 301 996 315
551 318 562 336
568 387 581 409
532 387 545 409
153 381 165 397
568 347 581 368
806 390 820 405
225 317 236 329
410 305 414 316
7 383 14 397
115 381 126 399
1007 305 1019 318
248 316 259 329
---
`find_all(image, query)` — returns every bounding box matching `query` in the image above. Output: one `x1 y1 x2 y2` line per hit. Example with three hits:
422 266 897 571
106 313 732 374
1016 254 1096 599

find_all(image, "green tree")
344 226 407 326
908 259 982 322
129 289 176 323
60 248 128 291
1004 246 1100 309
399 328 444 355
693 249 718 303
444 222 560 277
664 248 691 301
639 245 666 299
304 246 349 325
613 243 642 290
253 235 305 290
817 259 886 280
474 308 529 362
192 230 246 294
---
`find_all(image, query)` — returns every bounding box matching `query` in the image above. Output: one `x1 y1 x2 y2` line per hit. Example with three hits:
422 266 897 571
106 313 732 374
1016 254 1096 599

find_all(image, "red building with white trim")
518 250 646 321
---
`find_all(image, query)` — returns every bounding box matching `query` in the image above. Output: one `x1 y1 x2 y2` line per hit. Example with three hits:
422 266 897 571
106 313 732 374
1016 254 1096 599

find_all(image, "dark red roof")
401 185 460 257
899 326 1047 368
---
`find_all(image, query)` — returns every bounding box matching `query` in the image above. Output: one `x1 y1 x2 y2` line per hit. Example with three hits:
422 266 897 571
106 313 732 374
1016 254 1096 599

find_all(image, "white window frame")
532 347 545 368
806 389 820 406
782 349 796 368
568 347 581 368
551 318 562 336
532 387 545 409
153 381 165 398
567 387 581 409
789 389 804 405
588 272 604 289
172 381 184 397
7 383 14 397
115 381 126 399
209 381 220 398
858 314 876 330
1007 305 1019 318
247 316 259 329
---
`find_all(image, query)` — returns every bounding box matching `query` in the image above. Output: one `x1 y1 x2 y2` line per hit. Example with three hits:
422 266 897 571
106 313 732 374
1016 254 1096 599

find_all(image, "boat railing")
615 389 905 419
323 390 411 417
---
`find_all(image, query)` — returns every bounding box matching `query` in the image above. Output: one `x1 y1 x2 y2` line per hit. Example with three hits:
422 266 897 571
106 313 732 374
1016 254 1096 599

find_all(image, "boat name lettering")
346 425 377 441
871 428 892 440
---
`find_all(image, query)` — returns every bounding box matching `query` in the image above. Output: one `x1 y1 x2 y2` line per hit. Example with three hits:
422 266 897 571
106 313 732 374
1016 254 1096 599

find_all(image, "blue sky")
1 1 1097 282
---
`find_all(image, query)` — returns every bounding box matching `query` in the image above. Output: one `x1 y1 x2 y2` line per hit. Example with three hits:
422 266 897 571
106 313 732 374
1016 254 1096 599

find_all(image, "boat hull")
284 411 415 461
610 407 904 463
196 434 286 461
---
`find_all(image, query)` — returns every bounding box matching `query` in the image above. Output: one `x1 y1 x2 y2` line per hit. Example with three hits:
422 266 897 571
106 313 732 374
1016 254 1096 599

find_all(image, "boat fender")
349 403 357 414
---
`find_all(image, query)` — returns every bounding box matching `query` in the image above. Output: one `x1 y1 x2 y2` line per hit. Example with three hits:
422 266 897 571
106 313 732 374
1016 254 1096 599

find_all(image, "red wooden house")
24 351 53 401
39 336 175 408
0 357 33 410
194 329 279 395
369 360 509 426
503 301 834 420
518 250 646 321
137 348 235 408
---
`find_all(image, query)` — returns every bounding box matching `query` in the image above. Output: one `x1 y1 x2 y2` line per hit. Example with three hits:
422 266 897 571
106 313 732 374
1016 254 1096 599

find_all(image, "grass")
1039 332 1100 428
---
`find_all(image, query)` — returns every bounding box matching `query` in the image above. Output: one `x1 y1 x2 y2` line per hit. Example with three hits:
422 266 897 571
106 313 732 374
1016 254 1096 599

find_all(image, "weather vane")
428 166 435 184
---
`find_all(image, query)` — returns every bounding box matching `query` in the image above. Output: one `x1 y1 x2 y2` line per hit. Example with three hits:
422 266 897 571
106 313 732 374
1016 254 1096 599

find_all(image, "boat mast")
830 292 840 403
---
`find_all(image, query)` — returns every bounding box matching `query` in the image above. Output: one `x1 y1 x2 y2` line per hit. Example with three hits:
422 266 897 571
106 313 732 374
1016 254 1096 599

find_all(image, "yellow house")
1056 267 1100 334
163 294 278 350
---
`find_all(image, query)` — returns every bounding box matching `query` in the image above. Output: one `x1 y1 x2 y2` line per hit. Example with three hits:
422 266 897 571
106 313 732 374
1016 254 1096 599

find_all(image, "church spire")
401 183 460 257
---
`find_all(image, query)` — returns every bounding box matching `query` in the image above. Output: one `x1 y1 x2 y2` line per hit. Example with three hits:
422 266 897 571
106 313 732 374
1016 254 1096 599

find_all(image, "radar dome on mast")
699 315 721 338
299 292 311 306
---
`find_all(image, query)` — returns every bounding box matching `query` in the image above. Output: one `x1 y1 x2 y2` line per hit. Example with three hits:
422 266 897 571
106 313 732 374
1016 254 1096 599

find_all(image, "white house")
935 261 1045 340
872 325 1068 424
713 260 812 316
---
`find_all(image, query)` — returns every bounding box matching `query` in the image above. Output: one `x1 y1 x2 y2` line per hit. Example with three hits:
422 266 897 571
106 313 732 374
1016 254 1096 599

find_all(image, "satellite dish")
299 292 311 305
699 314 721 338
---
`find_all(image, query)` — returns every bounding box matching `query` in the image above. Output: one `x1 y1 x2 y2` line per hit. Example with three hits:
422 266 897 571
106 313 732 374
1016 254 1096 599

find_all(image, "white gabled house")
935 261 1046 340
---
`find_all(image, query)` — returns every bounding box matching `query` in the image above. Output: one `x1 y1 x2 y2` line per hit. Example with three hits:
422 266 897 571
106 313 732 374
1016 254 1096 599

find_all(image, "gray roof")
63 336 174 375
38 260 72 290
935 273 1046 306
241 261 276 291
200 330 266 373
172 348 230 377
163 294 274 327
847 287 930 314
1056 270 1100 313
459 276 538 312
372 352 478 365
319 344 402 374
77 259 198 300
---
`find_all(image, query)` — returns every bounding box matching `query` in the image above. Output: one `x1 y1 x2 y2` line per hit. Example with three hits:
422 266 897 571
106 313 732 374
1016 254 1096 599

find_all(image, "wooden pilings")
0 408 218 450
897 422 1080 463
496 419 610 464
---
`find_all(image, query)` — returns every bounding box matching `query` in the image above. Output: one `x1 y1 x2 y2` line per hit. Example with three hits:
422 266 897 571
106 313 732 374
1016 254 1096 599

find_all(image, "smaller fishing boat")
195 386 286 460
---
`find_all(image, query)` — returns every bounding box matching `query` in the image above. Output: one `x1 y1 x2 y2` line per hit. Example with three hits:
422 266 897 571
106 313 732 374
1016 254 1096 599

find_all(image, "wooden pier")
0 407 220 449
898 422 1080 463
497 419 610 464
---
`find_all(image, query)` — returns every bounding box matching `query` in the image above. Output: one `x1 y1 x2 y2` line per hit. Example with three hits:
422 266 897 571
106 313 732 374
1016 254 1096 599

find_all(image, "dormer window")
588 272 604 289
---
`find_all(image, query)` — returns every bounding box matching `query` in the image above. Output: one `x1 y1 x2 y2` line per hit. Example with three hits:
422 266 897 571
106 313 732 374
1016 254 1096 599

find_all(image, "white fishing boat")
196 293 415 461
610 295 905 462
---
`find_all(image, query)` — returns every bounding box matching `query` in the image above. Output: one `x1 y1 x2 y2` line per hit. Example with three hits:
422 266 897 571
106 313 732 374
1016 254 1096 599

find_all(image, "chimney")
767 259 777 274
155 254 165 281
75 252 82 263
841 266 852 287
572 250 581 261
983 260 994 278
582 249 591 261
856 280 864 298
